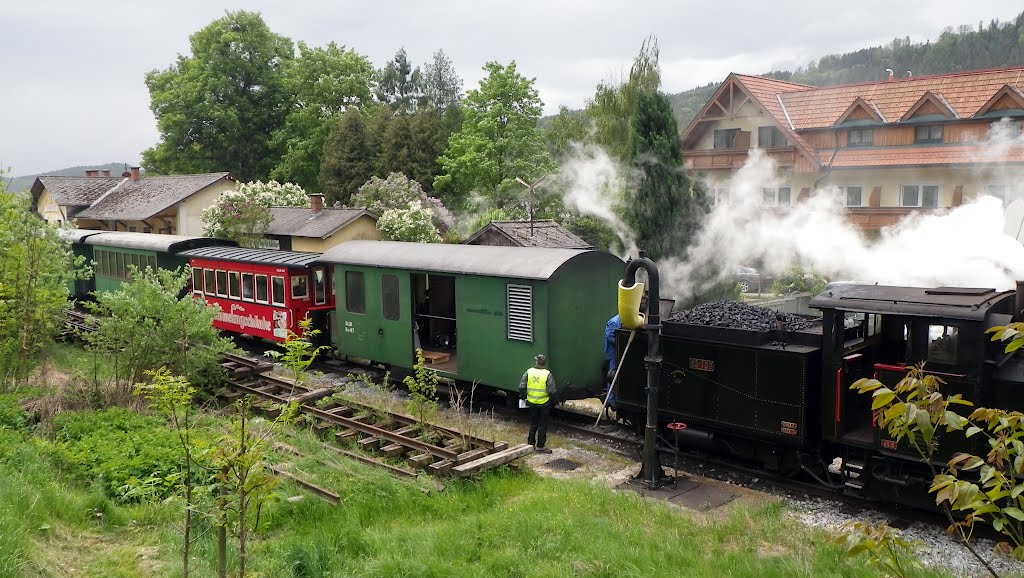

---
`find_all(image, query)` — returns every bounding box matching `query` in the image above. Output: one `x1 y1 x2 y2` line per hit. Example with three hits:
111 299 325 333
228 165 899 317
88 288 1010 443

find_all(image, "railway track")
217 353 532 479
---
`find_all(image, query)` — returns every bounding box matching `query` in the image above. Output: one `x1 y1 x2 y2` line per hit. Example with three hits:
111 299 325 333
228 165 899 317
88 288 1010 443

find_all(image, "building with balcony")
681 67 1024 232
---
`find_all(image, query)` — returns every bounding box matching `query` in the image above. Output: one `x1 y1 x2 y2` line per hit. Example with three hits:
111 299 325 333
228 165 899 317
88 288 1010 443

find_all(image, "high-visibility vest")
526 368 550 405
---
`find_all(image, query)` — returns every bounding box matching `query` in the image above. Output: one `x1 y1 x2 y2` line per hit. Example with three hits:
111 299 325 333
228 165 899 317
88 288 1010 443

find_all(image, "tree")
406 109 450 192
84 267 234 400
375 48 423 110
202 180 308 247
434 61 555 210
142 11 294 181
0 189 81 387
375 111 414 177
270 42 374 191
565 214 620 253
377 201 443 243
543 106 592 159
588 37 661 161
350 172 431 214
351 173 450 240
134 368 203 578
319 107 375 207
621 90 708 262
421 49 463 110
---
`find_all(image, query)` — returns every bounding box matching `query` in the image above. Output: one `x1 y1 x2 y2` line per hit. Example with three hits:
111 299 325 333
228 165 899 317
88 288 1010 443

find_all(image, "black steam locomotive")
613 282 1024 508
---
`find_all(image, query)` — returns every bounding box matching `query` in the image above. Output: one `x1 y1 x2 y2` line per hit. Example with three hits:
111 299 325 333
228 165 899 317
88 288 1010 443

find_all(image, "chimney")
130 166 141 181
309 193 324 214
885 68 894 81
85 169 98 177
101 169 111 177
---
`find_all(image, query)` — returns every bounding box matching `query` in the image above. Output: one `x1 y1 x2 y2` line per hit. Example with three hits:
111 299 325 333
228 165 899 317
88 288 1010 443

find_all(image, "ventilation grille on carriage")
507 284 533 342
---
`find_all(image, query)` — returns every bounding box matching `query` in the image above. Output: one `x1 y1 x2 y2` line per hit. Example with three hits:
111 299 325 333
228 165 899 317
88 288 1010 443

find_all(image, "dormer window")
914 125 943 144
757 126 787 147
848 129 873 147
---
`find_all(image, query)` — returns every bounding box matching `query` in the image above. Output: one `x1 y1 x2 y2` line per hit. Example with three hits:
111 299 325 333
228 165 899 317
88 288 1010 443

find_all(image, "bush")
49 408 198 501
0 395 28 432
772 265 829 295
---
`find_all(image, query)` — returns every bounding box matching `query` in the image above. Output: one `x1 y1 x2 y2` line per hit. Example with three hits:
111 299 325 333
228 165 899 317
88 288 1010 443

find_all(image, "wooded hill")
667 10 1024 130
3 162 130 193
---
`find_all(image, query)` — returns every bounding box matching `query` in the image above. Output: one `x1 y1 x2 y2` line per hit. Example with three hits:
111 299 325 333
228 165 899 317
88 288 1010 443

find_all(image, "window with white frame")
842 186 864 207
901 184 939 208
761 186 792 206
710 187 730 206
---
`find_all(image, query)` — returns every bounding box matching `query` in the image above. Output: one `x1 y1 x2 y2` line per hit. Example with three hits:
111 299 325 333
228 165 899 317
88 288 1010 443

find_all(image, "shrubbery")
49 408 199 501
0 395 28 432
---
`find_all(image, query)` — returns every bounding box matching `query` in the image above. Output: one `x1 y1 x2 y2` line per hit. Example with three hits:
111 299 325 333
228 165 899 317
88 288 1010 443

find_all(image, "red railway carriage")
179 246 333 343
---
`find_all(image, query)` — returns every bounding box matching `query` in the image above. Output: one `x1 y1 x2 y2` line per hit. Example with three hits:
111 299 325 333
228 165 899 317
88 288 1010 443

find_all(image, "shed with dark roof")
463 220 592 250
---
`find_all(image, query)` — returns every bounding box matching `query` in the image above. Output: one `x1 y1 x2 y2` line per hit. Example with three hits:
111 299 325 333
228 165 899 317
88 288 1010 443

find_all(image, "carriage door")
378 272 410 367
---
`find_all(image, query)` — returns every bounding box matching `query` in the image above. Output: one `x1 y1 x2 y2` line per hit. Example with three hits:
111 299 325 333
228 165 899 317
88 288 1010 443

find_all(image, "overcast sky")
2 0 1022 177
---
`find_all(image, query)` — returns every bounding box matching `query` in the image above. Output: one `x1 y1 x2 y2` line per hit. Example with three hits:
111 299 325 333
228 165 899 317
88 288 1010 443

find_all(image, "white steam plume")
556 143 638 256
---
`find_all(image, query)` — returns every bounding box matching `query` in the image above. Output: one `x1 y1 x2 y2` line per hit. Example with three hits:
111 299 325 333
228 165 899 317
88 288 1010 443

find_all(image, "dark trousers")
527 402 551 448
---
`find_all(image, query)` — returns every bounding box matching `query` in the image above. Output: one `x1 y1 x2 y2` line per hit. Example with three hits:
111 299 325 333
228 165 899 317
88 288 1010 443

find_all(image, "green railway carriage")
58 228 103 299
317 241 624 399
79 231 236 294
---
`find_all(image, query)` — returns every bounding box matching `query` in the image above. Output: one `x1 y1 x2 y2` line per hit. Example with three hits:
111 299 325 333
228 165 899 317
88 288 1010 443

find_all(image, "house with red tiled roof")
32 168 235 235
681 66 1024 231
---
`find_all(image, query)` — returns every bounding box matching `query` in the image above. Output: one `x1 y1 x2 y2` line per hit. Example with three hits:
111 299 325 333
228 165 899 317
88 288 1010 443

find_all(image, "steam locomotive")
613 280 1024 507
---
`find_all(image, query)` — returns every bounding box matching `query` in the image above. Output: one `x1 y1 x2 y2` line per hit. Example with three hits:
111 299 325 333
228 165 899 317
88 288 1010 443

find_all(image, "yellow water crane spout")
618 280 646 329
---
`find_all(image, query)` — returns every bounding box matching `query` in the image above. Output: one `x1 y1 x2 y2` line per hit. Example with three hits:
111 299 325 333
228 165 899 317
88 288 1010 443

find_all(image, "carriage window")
241 273 254 301
382 274 399 320
95 251 105 277
148 255 157 271
928 325 958 365
271 276 286 306
228 271 241 299
191 267 204 293
255 274 269 303
291 275 308 300
346 271 365 313
313 268 327 305
216 270 228 297
204 269 216 296
115 253 125 279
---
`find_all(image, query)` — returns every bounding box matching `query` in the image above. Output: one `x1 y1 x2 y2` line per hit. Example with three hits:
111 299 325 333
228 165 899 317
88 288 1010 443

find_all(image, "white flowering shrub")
202 180 309 247
377 200 442 243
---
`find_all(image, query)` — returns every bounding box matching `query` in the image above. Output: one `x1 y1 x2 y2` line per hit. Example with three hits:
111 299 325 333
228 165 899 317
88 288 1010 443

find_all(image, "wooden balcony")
684 146 797 170
844 207 938 230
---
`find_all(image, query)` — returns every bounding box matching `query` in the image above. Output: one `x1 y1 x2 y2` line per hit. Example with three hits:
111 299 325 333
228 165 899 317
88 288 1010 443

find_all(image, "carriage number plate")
688 358 715 372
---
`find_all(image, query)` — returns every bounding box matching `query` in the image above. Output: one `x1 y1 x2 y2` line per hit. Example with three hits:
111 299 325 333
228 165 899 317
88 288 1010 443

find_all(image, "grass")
0 342 961 577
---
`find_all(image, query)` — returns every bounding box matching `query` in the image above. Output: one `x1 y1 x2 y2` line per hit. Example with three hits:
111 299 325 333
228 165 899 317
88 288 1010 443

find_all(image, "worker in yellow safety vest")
519 354 558 453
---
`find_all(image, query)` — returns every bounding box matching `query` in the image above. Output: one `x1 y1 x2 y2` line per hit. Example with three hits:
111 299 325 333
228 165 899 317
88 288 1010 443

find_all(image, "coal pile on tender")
668 300 815 332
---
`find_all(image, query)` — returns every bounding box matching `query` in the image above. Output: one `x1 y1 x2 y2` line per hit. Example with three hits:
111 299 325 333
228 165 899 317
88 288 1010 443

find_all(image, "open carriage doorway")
412 273 458 372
